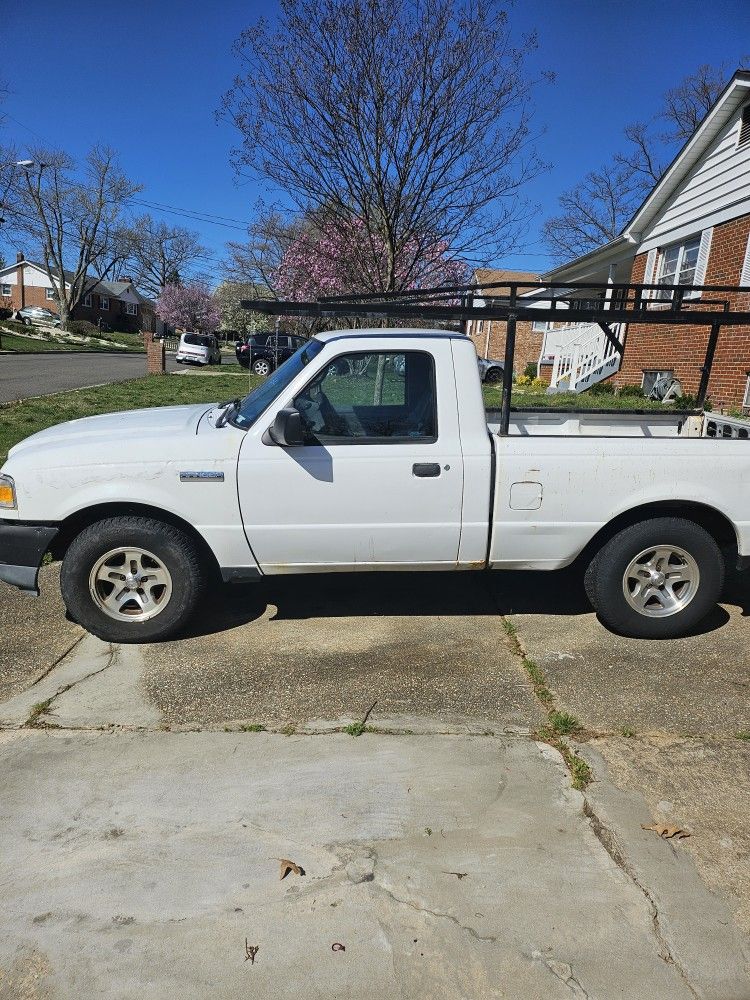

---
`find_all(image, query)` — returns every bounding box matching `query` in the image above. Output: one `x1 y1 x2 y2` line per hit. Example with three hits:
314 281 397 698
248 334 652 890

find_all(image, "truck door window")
294 351 437 443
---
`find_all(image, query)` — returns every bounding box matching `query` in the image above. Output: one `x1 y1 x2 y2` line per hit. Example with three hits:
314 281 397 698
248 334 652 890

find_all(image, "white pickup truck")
1 329 748 643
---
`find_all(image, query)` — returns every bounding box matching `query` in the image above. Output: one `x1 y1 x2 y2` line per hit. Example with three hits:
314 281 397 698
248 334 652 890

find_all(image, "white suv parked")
175 332 222 366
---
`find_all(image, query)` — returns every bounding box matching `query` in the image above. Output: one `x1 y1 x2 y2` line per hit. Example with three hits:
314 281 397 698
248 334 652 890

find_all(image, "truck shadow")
180 565 749 640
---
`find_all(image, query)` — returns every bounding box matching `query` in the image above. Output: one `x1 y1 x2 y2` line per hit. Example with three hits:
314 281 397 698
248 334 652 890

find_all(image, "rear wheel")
60 516 207 643
584 517 724 639
252 358 272 377
484 366 504 384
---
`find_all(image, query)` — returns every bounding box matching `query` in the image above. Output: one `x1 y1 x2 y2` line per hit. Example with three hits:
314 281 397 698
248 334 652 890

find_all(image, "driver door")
237 342 464 572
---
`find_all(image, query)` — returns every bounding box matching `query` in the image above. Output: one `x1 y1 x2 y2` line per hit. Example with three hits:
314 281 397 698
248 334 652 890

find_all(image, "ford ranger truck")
1 329 748 643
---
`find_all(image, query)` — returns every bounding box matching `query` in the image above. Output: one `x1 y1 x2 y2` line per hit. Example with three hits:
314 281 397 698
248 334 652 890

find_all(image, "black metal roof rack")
243 280 750 435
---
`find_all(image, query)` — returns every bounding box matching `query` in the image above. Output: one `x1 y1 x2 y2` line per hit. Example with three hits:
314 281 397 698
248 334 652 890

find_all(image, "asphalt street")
0 352 180 403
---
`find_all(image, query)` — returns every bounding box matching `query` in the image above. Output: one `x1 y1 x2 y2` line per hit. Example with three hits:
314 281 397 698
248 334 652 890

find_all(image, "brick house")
465 268 543 376
0 253 159 334
533 69 750 410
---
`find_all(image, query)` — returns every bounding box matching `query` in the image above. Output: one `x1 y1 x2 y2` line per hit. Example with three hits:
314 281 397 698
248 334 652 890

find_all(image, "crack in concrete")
27 643 120 728
532 950 590 998
582 798 700 999
28 633 86 688
373 883 497 943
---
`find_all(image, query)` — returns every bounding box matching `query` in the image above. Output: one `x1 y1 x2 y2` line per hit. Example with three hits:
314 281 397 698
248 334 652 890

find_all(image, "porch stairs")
546 322 624 394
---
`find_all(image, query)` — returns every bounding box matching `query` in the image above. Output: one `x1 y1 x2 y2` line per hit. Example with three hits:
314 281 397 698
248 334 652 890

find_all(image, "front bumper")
0 521 59 594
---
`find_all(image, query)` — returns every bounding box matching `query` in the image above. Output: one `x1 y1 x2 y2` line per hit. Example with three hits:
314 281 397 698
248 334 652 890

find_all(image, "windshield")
232 338 325 429
183 333 213 347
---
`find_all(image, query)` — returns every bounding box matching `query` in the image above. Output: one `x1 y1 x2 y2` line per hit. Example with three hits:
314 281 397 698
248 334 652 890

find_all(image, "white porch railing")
547 322 623 393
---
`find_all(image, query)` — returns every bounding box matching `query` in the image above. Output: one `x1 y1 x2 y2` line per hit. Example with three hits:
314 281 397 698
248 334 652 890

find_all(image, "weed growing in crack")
621 726 636 738
522 658 554 706
538 730 593 790
343 722 374 737
547 711 582 736
240 724 266 733
501 618 517 638
27 698 54 727
734 730 750 741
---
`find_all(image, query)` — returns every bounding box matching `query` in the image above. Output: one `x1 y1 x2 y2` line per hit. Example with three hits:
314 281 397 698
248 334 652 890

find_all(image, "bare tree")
542 164 641 261
12 145 140 327
222 0 549 292
125 214 210 297
544 61 736 262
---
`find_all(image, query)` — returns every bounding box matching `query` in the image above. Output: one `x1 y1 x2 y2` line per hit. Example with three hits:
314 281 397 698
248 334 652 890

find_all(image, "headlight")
0 474 17 509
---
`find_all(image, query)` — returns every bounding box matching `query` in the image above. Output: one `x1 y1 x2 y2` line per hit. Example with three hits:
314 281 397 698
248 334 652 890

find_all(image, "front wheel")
60 516 207 643
584 517 724 639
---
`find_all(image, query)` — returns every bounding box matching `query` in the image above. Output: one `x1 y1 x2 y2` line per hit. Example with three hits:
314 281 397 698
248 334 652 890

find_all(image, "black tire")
252 359 272 377
23 317 32 326
484 367 504 384
60 516 207 643
584 517 724 639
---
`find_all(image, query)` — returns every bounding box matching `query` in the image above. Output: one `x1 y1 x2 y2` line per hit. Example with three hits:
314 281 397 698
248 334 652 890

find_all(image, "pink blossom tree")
155 282 221 332
271 215 468 301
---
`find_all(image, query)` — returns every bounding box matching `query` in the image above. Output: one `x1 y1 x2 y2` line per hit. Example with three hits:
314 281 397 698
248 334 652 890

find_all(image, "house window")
45 287 56 301
642 369 674 395
738 105 750 149
532 320 548 332
743 374 750 411
83 293 92 307
654 237 701 299
125 302 138 316
100 296 109 311
1 284 11 297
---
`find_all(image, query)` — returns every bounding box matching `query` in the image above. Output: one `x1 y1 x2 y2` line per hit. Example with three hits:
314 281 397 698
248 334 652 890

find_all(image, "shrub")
66 320 100 336
514 374 531 386
672 392 700 410
523 362 537 380
0 307 12 321
530 377 548 391
0 319 34 335
588 381 615 395
618 384 645 398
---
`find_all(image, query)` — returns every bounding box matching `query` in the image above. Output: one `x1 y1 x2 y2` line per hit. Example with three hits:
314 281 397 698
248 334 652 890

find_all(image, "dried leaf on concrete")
278 858 306 880
641 822 691 840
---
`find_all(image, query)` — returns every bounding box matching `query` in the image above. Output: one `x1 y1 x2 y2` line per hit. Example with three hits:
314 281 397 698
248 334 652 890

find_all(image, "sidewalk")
1 728 747 1000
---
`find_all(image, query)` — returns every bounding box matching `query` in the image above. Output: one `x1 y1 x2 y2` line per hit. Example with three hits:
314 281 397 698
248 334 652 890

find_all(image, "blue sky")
2 0 749 280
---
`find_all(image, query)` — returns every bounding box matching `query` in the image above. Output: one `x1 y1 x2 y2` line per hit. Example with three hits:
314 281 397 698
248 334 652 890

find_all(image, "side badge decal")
179 471 225 482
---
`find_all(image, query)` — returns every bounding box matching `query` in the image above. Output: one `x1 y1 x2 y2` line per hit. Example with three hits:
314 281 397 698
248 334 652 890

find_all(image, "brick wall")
466 319 542 376
615 213 750 408
145 331 166 374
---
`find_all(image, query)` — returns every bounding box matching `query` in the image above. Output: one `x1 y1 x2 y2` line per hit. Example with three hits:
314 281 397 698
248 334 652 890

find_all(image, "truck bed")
485 408 750 439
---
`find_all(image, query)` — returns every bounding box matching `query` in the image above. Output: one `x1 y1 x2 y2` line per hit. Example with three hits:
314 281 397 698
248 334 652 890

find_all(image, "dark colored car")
477 356 505 383
235 333 309 376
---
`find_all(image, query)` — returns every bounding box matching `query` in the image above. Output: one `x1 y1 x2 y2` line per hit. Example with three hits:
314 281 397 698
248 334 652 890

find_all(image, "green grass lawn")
482 386 696 411
0 328 143 353
0 372 260 463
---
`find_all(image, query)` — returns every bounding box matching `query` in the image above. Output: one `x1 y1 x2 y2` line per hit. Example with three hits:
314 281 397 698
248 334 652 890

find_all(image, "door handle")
412 462 441 478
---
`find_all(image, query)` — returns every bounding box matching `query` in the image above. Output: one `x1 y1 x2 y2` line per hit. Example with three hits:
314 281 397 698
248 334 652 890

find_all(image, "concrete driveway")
0 564 749 997
0 353 180 403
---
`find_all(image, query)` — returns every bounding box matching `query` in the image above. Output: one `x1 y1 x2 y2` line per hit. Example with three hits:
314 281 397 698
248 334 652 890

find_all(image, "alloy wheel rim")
255 361 270 375
622 544 700 618
89 546 173 623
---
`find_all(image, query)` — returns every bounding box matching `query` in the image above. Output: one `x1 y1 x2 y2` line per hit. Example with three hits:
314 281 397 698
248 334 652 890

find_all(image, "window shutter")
694 227 713 289
741 232 750 287
642 248 658 300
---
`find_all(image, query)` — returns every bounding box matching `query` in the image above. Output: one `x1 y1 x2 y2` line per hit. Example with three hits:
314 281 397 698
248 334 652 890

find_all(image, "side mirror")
266 407 305 447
